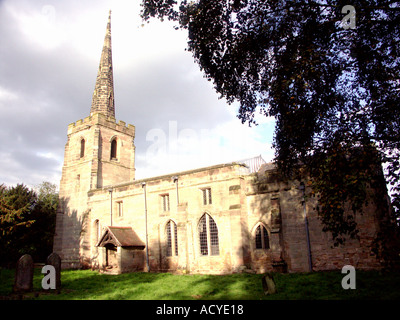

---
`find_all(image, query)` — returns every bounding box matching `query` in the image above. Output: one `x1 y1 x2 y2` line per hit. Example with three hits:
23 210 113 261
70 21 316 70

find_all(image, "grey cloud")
11 149 59 171
0 0 267 187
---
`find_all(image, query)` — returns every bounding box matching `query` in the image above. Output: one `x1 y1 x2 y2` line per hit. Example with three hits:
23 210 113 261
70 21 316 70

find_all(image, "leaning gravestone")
46 252 61 291
262 273 277 295
13 254 34 292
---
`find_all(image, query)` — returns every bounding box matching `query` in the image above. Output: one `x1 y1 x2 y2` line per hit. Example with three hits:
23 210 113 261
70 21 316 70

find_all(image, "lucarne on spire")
90 10 115 118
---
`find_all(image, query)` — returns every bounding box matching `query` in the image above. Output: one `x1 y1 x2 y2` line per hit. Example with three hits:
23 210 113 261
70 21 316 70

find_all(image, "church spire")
90 10 115 118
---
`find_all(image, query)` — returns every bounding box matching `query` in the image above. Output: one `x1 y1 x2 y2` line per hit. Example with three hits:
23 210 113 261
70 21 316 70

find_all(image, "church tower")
53 11 136 268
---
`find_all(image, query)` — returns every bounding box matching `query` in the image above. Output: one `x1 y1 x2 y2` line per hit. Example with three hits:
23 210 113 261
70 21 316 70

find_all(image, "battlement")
68 112 135 137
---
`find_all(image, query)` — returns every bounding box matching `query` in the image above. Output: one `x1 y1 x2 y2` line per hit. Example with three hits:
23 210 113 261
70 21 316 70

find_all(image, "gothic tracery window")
166 220 178 257
255 224 270 250
198 213 219 256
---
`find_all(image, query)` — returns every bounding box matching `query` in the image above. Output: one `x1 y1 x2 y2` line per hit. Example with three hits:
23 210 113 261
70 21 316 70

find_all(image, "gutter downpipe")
108 188 113 226
172 176 179 206
142 182 150 272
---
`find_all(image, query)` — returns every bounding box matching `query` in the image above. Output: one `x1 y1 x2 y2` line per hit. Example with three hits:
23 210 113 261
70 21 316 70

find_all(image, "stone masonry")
53 11 387 274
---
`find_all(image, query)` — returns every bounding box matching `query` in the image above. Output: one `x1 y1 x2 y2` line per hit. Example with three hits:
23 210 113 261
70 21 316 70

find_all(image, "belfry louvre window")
255 225 270 249
166 220 178 257
202 188 212 205
161 194 170 212
110 139 117 160
80 139 85 158
198 214 219 256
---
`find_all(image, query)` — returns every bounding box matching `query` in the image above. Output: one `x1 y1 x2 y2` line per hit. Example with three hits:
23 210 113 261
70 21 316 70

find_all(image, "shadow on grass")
55 272 264 300
2 268 400 300
164 273 266 300
36 270 169 300
163 270 400 300
31 270 266 300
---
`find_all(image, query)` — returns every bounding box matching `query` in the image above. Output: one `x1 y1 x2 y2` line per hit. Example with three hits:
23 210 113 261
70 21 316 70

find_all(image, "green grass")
1 268 400 300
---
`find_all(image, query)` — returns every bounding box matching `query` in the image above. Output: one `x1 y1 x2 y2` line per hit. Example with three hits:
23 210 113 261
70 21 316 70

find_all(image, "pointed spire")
90 10 115 118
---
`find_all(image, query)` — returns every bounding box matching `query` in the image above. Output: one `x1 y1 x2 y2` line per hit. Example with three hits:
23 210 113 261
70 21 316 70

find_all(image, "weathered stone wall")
85 163 250 274
246 166 383 273
54 10 386 274
306 192 382 271
56 146 384 274
54 113 384 274
53 113 135 269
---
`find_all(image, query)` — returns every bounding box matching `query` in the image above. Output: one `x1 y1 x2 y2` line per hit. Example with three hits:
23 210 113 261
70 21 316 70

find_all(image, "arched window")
80 139 85 158
198 213 219 256
165 220 178 257
110 138 117 160
255 224 270 249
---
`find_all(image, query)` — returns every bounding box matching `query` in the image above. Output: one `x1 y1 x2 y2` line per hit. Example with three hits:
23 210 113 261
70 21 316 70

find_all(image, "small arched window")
110 138 117 160
80 139 85 158
165 220 178 257
255 224 270 250
198 213 219 256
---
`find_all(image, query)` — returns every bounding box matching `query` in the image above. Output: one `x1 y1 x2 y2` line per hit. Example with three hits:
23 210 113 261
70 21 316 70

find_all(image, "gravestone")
262 273 277 295
13 254 34 292
46 252 61 290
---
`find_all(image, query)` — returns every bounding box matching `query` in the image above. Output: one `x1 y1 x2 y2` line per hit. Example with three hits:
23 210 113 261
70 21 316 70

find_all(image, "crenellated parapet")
67 112 135 137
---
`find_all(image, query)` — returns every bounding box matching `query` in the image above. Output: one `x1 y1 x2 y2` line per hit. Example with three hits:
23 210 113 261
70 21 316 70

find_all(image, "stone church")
53 12 386 274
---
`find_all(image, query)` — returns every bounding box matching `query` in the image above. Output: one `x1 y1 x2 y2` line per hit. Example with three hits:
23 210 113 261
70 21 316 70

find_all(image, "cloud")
0 0 276 188
135 117 275 179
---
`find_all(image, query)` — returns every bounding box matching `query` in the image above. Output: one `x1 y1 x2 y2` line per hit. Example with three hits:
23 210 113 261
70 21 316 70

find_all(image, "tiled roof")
97 226 145 248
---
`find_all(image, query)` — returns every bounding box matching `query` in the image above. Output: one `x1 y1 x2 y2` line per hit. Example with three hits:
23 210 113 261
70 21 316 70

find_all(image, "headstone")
46 252 61 290
262 273 277 295
13 254 34 292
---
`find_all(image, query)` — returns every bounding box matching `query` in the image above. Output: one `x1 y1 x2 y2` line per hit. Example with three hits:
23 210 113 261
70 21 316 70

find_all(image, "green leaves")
309 143 379 245
0 182 58 267
141 1 400 258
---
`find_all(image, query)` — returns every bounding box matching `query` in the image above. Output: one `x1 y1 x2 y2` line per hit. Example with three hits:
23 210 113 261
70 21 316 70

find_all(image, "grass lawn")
1 268 400 300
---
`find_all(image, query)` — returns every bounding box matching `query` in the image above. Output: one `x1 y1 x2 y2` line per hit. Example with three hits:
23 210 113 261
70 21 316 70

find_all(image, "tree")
140 0 400 263
0 182 58 266
0 184 36 266
34 181 58 214
31 182 58 262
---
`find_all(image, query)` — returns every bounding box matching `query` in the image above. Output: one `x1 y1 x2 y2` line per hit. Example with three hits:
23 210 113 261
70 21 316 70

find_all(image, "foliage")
34 181 58 212
140 0 400 261
0 184 36 265
30 182 59 262
0 182 58 267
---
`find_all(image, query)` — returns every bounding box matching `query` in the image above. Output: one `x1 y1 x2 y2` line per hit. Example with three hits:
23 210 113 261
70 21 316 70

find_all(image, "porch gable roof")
97 226 145 249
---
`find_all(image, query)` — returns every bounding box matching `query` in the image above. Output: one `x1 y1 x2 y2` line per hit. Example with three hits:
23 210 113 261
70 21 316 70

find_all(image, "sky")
0 0 276 189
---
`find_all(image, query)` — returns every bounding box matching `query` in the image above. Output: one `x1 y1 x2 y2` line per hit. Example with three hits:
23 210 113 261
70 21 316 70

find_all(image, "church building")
53 12 387 274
